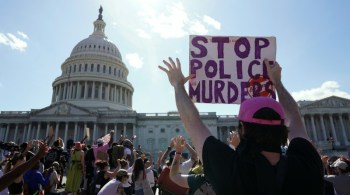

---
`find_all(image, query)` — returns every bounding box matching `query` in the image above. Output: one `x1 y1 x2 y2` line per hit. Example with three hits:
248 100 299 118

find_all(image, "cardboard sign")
189 35 276 104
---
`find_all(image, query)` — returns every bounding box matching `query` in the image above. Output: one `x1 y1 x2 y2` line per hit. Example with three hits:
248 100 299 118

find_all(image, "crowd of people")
0 57 349 195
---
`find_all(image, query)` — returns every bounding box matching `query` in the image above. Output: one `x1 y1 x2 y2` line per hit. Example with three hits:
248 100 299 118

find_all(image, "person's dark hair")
95 160 109 170
132 158 144 183
240 107 288 149
53 140 60 147
119 159 128 169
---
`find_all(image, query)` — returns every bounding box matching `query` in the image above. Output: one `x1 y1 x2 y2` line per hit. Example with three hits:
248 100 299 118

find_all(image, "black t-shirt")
203 136 324 195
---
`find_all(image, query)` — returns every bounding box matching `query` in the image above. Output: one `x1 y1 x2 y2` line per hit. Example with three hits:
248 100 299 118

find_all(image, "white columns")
5 124 10 142
310 115 317 142
99 83 103 100
106 84 110 101
119 87 122 104
55 123 59 141
92 81 96 99
104 124 108 135
58 85 62 100
14 124 19 142
22 124 27 143
77 81 81 99
46 123 50 137
132 124 135 138
63 83 67 100
36 122 41 140
84 81 88 99
114 86 117 103
26 123 32 142
339 114 349 144
93 123 97 142
74 123 78 141
329 114 338 142
319 115 327 141
114 124 117 141
64 122 69 143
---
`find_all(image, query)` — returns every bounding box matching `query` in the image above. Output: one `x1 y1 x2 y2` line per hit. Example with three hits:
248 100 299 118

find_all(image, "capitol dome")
70 33 122 61
51 6 134 111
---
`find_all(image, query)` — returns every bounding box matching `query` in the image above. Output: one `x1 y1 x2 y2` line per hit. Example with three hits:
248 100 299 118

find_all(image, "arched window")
103 65 106 73
79 64 82 72
91 64 94 72
97 64 100 72
74 65 76 72
109 67 111 74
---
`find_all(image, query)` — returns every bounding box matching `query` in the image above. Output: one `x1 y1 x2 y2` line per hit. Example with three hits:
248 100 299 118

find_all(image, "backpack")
111 145 125 166
193 182 216 195
89 170 107 195
157 167 188 195
46 149 57 162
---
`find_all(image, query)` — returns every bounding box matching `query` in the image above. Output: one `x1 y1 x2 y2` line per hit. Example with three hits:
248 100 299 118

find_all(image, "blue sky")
1 0 350 115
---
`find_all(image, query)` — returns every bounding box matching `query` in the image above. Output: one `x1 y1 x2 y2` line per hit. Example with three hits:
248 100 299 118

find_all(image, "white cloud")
125 53 143 69
292 81 350 101
188 20 208 35
136 29 152 39
17 31 29 39
0 32 28 52
138 2 220 39
203 15 221 30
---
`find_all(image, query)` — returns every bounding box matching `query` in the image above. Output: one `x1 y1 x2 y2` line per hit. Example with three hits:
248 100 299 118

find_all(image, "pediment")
31 102 93 116
301 96 350 108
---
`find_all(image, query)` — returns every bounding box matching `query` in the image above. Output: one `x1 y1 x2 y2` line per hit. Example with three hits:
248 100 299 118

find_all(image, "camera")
0 141 20 151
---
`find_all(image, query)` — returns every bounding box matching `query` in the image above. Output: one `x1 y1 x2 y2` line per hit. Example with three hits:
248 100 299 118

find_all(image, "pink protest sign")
189 35 276 104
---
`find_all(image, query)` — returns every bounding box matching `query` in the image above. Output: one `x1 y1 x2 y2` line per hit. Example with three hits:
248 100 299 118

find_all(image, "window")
87 83 92 98
148 129 153 133
103 65 106 73
73 65 76 72
159 138 167 151
160 128 165 133
102 85 106 99
91 64 94 72
147 138 155 151
85 64 88 72
80 86 85 98
97 64 100 72
109 67 111 74
69 66 72 73
79 64 82 72
175 128 180 133
114 68 116 75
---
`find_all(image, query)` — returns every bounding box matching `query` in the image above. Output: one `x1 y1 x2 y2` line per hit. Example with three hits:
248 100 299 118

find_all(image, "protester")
159 57 324 194
97 169 129 195
65 142 85 194
0 141 48 191
324 157 350 195
4 151 27 195
93 131 114 163
169 135 215 195
45 161 61 195
23 161 50 195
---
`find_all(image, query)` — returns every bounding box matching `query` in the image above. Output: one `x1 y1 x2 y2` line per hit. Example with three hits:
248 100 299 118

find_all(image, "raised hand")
158 57 194 88
227 131 240 150
173 136 186 153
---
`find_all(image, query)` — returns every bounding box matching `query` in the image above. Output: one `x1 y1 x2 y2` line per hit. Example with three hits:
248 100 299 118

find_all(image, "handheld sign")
189 35 276 104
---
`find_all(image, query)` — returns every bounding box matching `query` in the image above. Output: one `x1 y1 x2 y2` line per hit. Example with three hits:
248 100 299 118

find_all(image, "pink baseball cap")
238 97 285 125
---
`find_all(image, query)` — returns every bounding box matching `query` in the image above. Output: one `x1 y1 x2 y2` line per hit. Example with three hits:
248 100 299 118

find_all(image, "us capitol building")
1 7 350 158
